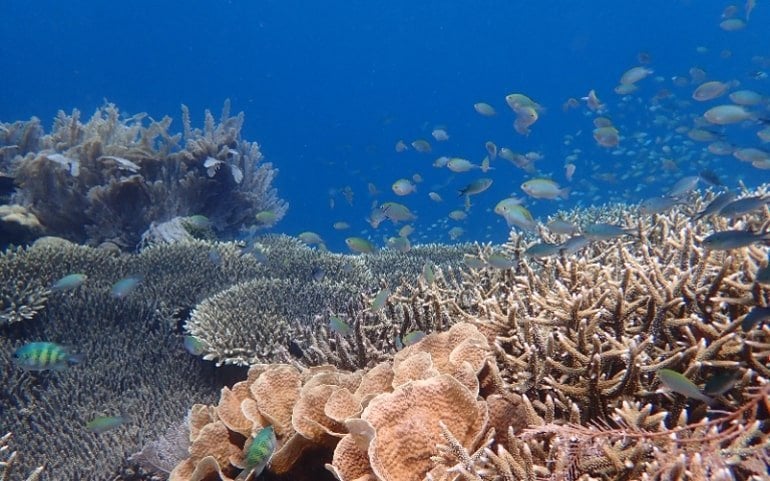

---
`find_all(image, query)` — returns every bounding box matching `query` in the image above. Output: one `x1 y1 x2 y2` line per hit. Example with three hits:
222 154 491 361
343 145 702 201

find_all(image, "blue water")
2 0 769 252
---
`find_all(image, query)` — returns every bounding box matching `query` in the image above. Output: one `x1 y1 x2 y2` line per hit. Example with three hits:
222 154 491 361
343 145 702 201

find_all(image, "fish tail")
559 187 571 199
68 352 85 365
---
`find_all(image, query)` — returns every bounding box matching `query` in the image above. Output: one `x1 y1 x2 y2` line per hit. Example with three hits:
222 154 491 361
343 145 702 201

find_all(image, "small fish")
703 104 752 125
329 315 351 335
311 266 326 282
371 288 391 312
521 178 569 200
386 236 411 252
701 230 770 251
411 139 432 153
486 254 515 269
741 306 770 332
639 196 681 215
458 178 493 196
402 330 426 346
431 128 449 141
657 369 715 405
524 242 562 258
255 210 278 225
235 426 277 481
583 223 635 240
463 254 487 269
448 210 467 221
332 221 350 230
428 192 443 202
111 276 141 299
692 191 736 221
448 226 464 240
473 102 496 116
183 335 206 355
392 179 417 196
86 415 129 434
422 261 435 284
51 273 87 292
345 237 376 254
380 202 417 223
546 219 578 235
12 342 83 371
298 231 324 246
446 157 479 173
667 176 700 198
717 196 770 218
558 235 590 254
186 214 211 229
703 370 741 396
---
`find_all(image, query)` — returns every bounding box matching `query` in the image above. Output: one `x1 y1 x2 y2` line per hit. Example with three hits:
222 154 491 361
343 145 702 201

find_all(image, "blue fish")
12 342 83 371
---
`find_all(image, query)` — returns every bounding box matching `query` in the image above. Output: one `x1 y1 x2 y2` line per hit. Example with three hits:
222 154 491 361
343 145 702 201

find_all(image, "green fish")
86 415 129 434
380 202 417 223
111 276 141 299
51 273 87 292
657 369 715 406
183 335 206 356
402 330 426 346
235 426 277 481
328 316 351 336
371 288 391 312
345 237 376 254
12 342 83 371
255 210 278 224
422 261 435 285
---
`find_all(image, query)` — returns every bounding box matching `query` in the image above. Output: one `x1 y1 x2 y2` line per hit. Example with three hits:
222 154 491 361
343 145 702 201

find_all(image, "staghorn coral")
0 433 44 481
7 101 287 249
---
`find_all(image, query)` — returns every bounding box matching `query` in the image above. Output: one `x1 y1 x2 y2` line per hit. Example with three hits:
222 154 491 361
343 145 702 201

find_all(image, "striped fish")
12 342 83 371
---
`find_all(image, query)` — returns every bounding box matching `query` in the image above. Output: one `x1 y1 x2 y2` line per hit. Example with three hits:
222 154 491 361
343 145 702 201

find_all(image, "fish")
332 221 350 230
741 306 770 331
703 104 753 125
521 178 570 200
473 102 496 116
235 426 277 481
495 200 536 231
486 254 515 269
422 261 435 284
431 128 449 141
329 315 351 335
583 223 635 240
667 176 700 197
692 81 729 101
298 231 324 246
402 330 426 346
86 415 129 434
701 229 770 251
12 342 83 371
703 370 741 396
657 369 715 405
392 179 416 196
463 254 487 269
593 126 620 148
386 236 411 252
558 235 590 255
448 226 465 240
183 335 206 355
546 219 578 235
717 196 770 218
345 237 376 254
380 202 417 223
524 242 562 258
428 192 443 202
111 276 141 299
371 288 391 312
51 273 87 292
448 210 467 221
410 139 432 153
458 178 493 196
254 210 278 224
620 66 653 85
639 196 682 215
692 191 736 221
446 157 479 173
311 266 326 281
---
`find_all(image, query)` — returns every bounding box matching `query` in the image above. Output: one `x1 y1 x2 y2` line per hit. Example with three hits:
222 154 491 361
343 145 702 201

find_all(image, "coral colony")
2 103 770 481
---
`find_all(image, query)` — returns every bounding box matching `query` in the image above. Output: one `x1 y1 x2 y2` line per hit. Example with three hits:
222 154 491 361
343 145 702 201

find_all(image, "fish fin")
559 187 572 199
68 353 85 365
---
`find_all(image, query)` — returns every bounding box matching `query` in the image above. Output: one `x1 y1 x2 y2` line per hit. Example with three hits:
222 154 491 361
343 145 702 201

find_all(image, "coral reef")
0 432 44 481
2 101 287 249
169 189 770 480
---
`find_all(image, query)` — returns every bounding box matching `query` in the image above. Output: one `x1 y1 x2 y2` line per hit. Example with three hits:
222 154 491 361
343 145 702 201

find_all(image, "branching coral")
0 433 44 481
6 100 287 249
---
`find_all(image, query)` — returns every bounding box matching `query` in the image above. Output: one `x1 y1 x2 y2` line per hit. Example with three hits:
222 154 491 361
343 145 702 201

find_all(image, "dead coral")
8 101 287 249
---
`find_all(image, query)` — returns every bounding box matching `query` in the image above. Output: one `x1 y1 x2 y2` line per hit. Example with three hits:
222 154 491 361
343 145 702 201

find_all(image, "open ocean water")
2 0 769 251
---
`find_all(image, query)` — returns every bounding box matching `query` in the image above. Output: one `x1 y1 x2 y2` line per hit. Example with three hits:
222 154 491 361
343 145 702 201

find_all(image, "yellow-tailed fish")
380 202 417 223
298 231 324 246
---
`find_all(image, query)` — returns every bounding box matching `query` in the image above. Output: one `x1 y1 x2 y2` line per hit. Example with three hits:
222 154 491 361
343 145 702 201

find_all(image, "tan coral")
362 374 488 481
215 382 254 437
249 364 302 437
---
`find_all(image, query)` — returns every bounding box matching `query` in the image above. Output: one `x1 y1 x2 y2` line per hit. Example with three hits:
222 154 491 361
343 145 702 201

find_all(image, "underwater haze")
2 0 770 251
